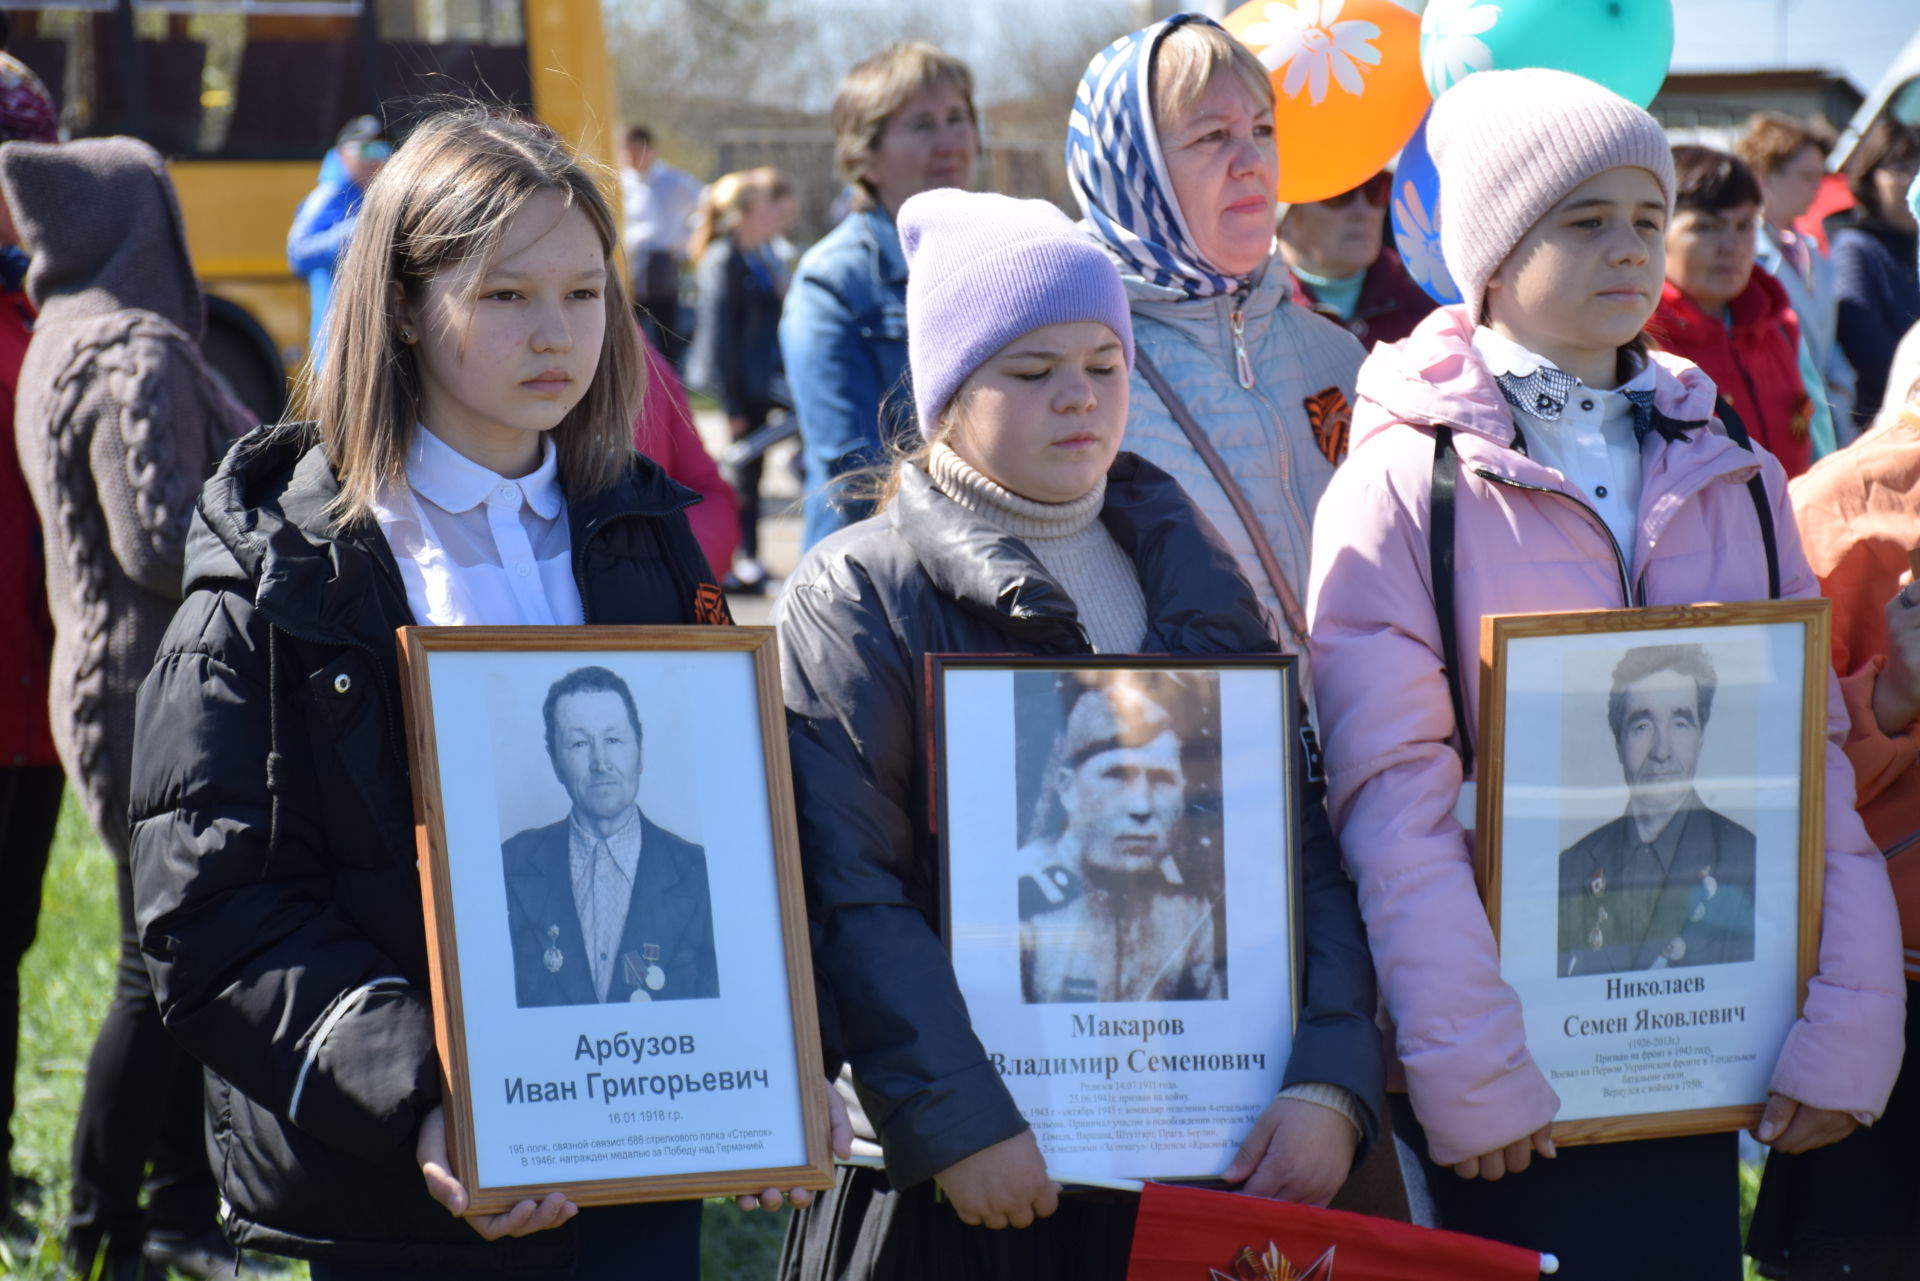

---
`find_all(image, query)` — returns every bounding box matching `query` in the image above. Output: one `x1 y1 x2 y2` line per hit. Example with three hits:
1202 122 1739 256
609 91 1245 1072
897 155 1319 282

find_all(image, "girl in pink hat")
1306 67 1903 1280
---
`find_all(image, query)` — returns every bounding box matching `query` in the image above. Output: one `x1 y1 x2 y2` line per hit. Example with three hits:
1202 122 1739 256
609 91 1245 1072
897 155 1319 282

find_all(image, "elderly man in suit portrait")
504 665 718 1007
1558 644 1757 979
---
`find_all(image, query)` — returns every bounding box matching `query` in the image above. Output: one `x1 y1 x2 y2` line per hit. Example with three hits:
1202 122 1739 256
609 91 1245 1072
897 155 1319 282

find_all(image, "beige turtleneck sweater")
927 445 1148 653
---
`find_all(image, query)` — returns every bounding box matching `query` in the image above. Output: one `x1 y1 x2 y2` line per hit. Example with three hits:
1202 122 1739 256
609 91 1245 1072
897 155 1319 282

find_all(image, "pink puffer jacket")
1306 305 1904 1166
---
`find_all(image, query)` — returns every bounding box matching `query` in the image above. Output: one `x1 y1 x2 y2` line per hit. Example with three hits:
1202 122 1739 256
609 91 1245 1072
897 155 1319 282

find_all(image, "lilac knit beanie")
1427 68 1673 327
899 189 1133 438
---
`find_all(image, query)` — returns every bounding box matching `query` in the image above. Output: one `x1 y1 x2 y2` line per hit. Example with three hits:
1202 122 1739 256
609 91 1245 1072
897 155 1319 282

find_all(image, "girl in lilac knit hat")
773 188 1383 1278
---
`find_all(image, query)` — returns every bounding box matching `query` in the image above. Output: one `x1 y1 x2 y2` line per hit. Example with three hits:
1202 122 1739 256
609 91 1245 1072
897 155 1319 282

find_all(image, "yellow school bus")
10 0 618 419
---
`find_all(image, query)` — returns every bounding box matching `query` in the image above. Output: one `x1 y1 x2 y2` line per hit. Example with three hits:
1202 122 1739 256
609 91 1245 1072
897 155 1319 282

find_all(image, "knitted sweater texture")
0 138 254 853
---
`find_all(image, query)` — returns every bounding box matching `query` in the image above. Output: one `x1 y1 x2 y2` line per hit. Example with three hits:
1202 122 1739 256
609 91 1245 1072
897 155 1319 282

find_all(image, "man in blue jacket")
285 115 388 363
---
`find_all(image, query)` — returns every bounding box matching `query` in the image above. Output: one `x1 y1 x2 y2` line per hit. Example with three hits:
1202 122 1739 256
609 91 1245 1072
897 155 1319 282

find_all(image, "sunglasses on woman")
1317 172 1392 210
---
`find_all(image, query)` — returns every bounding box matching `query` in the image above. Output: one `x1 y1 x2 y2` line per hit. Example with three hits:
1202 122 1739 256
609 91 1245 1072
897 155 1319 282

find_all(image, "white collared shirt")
1471 327 1655 567
371 426 583 627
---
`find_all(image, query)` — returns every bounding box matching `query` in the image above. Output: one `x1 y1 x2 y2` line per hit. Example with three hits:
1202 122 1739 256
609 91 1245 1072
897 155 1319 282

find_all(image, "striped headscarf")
1067 13 1243 301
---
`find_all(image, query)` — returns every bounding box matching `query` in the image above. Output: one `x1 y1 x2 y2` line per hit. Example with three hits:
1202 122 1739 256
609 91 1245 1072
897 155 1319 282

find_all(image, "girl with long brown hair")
126 106 839 1281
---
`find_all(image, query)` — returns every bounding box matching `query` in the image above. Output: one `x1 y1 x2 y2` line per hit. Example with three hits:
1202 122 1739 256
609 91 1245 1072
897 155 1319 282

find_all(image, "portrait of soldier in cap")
1557 644 1756 978
502 665 719 1007
1018 671 1227 1003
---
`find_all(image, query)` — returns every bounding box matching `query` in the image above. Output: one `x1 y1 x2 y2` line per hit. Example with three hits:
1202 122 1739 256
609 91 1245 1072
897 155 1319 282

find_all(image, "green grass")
5 793 787 1280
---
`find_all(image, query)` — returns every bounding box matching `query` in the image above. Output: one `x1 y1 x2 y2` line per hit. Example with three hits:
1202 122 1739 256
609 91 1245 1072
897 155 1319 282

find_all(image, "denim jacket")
779 207 915 548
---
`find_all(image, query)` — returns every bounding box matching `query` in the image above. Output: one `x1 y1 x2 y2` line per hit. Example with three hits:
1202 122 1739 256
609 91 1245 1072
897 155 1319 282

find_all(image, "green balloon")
1421 0 1674 107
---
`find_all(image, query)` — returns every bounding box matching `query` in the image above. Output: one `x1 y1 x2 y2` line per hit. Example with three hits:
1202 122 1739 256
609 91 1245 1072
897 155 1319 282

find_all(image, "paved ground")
691 407 803 626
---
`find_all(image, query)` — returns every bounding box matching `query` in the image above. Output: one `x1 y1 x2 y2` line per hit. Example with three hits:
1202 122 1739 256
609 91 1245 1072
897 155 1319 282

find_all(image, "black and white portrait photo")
500 665 719 1008
1014 670 1227 1004
1470 605 1822 1132
400 630 827 1203
937 656 1299 1183
1556 644 1756 979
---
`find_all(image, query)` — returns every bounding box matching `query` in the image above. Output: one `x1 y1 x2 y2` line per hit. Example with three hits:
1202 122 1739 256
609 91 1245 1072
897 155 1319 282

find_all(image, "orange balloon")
1223 0 1432 205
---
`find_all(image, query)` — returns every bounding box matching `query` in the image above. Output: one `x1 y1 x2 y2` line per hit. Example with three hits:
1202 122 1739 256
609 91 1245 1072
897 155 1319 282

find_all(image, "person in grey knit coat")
1 135 255 1279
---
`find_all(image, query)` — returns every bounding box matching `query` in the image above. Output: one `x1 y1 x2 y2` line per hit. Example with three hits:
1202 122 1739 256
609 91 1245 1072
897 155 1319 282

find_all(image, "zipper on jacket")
287 975 411 1124
1230 305 1255 390
573 528 595 625
1241 377 1316 600
1470 468 1636 606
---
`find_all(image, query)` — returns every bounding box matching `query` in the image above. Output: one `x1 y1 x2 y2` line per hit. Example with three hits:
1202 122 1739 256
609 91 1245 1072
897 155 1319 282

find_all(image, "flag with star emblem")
1127 1182 1550 1281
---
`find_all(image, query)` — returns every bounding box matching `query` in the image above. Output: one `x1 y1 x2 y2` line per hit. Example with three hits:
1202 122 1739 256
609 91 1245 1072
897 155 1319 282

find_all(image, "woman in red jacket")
0 51 61 1241
1648 145 1815 476
632 327 740 577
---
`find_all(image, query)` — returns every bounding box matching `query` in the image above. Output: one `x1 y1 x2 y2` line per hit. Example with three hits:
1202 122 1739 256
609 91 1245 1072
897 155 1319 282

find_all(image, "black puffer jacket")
775 453 1383 1191
127 422 722 1270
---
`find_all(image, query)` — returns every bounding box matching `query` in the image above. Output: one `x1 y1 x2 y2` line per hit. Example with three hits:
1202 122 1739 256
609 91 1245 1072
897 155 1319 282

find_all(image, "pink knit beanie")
1427 68 1673 327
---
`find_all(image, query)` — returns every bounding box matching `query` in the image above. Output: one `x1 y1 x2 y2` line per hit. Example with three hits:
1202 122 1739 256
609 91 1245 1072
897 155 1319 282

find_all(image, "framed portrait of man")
397 626 830 1211
1474 602 1829 1144
931 655 1301 1184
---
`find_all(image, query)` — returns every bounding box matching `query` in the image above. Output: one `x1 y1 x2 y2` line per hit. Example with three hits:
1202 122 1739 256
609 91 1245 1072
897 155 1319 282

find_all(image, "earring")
397 326 414 344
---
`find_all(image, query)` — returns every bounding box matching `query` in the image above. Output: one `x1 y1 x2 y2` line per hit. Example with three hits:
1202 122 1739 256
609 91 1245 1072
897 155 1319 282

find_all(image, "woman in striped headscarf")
1067 15 1366 690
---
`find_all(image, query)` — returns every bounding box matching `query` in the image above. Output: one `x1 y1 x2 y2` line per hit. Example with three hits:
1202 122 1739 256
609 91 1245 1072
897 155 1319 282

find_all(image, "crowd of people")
2 10 1920 1281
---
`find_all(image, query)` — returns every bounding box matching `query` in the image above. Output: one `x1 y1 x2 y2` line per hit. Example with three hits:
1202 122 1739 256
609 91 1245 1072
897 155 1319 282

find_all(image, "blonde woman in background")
686 166 796 592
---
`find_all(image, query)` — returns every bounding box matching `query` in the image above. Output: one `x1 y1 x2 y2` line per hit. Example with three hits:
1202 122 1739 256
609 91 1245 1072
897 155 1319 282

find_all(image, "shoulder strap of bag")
1429 426 1473 775
1133 347 1310 645
1713 398 1781 601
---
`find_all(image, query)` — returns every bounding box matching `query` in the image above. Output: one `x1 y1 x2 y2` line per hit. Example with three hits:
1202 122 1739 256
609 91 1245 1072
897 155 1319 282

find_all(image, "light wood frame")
1474 601 1830 1146
397 625 830 1212
927 654 1304 1180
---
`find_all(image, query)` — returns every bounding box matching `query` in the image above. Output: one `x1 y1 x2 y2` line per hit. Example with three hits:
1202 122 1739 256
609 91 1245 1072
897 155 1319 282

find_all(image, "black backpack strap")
1714 398 1781 601
1430 427 1473 775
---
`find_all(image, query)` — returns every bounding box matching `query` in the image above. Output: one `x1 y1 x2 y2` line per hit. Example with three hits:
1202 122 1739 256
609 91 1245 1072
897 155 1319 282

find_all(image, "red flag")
1126 1182 1548 1281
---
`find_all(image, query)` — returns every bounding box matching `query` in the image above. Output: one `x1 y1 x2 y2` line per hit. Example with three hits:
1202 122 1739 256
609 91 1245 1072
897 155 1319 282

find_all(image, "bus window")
8 1 531 162
374 0 530 137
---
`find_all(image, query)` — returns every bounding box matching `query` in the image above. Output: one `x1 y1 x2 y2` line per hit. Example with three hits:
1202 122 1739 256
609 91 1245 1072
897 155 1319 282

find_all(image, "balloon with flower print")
1419 0 1675 107
1223 0 1432 204
1387 109 1462 305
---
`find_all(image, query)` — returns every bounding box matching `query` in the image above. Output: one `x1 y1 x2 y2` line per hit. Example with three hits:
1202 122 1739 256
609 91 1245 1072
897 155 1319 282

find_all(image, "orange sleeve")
1817 527 1920 847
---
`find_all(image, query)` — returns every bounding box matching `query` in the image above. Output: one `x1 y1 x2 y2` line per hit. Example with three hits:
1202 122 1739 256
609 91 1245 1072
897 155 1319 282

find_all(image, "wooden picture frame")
929 654 1303 1185
1474 601 1830 1146
397 625 830 1212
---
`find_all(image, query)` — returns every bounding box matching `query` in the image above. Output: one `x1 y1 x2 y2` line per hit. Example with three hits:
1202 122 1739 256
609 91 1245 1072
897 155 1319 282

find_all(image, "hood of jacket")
0 136 203 335
1350 303 1722 455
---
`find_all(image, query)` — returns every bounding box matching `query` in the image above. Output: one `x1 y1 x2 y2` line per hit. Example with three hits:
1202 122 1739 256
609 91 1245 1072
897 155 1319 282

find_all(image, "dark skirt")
779 1165 1137 1281
1746 980 1920 1280
1391 1094 1742 1281
306 1200 700 1281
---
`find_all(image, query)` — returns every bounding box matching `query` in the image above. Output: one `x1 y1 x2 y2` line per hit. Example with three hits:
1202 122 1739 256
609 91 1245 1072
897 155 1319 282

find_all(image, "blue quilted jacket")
1119 255 1365 663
